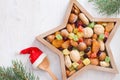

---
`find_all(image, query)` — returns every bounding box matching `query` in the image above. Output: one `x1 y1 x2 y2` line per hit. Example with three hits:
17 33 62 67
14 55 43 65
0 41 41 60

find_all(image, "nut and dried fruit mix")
44 4 115 77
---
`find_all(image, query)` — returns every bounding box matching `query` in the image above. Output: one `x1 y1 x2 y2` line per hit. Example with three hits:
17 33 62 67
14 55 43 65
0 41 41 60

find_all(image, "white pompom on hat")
20 47 47 69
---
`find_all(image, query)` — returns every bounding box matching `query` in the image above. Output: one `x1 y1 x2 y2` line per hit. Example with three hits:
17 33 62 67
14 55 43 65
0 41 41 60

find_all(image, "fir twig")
0 60 39 80
88 0 120 16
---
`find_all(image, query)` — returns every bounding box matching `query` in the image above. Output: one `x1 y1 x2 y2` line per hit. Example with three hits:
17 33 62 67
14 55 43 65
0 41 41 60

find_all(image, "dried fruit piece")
77 32 84 38
70 40 78 47
99 52 106 61
73 35 79 41
78 42 87 51
83 58 90 66
67 24 74 33
68 33 75 39
65 55 72 68
83 27 93 38
90 58 99 65
47 35 55 42
105 22 114 32
56 34 63 40
68 70 76 77
100 61 110 67
98 34 105 40
62 40 70 49
72 62 79 69
105 56 110 63
94 24 104 35
92 34 98 39
92 39 100 53
69 13 78 23
52 39 64 48
84 39 92 46
70 50 80 62
88 22 95 28
63 49 70 55
77 63 84 70
79 13 89 25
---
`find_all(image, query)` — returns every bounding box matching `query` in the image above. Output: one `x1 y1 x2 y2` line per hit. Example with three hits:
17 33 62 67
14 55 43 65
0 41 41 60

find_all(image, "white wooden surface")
0 0 120 80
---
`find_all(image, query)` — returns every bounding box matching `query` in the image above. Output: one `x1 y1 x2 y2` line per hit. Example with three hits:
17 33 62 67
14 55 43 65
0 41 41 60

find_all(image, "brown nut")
72 4 80 14
79 13 89 25
47 35 55 42
99 52 106 61
67 24 73 33
61 29 69 37
62 40 70 49
69 13 78 23
78 42 87 51
90 58 99 65
70 40 78 47
84 39 92 46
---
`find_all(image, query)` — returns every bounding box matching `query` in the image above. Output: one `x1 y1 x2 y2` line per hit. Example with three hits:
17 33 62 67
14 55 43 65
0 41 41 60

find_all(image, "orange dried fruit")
92 39 100 53
62 40 70 49
52 39 64 48
105 22 114 32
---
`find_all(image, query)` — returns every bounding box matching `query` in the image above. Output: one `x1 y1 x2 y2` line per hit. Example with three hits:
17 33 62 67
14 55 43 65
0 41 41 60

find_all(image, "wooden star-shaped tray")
36 0 119 80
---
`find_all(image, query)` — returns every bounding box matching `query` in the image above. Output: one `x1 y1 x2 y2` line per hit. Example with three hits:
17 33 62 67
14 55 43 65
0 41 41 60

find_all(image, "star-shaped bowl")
36 0 119 80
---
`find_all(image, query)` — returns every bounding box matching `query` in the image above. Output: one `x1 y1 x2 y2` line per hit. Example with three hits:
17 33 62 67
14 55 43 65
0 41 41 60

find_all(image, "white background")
0 0 120 80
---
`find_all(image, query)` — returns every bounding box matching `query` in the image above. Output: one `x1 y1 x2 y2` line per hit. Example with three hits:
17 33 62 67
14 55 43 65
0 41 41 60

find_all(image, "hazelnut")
84 39 92 46
90 58 99 65
78 42 87 51
99 52 106 61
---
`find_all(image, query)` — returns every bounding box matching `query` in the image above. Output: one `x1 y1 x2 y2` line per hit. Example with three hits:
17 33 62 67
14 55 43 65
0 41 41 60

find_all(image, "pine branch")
88 0 120 16
0 60 39 80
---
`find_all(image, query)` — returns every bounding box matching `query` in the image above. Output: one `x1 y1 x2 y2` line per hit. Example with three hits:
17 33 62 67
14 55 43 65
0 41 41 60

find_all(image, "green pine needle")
0 60 39 80
88 0 120 16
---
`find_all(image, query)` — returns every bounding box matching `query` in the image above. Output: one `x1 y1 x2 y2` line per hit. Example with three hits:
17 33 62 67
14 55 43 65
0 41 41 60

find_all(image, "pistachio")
70 50 80 62
69 13 78 23
78 42 87 51
67 24 73 33
79 13 89 25
65 55 72 68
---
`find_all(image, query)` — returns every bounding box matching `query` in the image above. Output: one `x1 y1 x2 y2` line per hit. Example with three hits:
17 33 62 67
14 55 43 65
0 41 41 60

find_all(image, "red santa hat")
20 47 47 69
